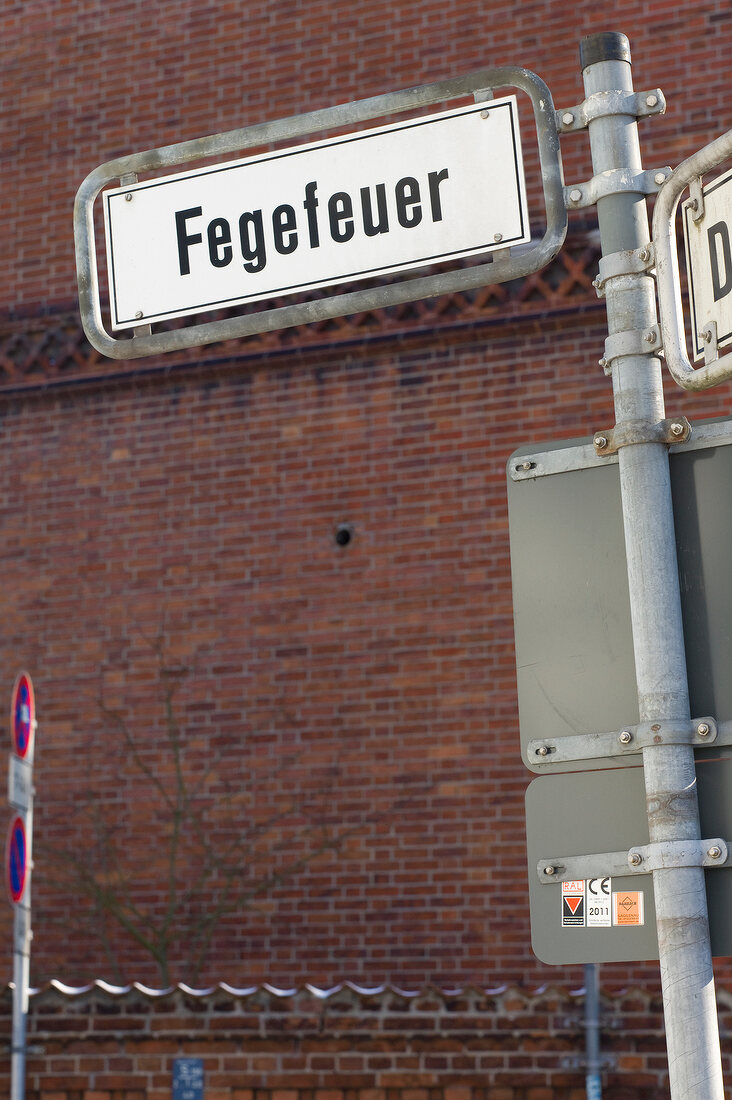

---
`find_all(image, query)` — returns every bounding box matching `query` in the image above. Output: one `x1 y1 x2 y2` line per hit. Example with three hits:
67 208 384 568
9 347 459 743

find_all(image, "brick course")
2 983 725 1099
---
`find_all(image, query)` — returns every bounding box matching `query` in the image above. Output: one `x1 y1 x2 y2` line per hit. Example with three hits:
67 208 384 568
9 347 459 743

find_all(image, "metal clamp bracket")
528 715 716 767
592 245 655 297
556 88 666 132
688 176 705 223
565 166 672 210
699 319 719 366
538 837 729 883
628 839 729 873
598 325 664 375
591 414 690 456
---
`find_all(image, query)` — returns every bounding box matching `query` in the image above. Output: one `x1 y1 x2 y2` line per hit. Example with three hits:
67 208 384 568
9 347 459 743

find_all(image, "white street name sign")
104 97 530 329
683 167 732 359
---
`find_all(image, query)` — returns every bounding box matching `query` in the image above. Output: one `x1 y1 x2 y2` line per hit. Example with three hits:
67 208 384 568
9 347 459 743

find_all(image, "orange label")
613 891 644 926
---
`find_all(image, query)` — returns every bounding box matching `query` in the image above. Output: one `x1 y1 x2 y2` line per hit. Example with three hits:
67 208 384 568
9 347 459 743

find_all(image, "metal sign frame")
653 126 732 390
74 67 566 360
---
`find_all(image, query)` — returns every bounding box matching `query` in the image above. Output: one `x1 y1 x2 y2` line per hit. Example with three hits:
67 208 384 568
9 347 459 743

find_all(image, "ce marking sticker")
587 877 612 927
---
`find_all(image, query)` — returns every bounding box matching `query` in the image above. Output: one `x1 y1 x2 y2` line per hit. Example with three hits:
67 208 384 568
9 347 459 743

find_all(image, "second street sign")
683 166 732 361
104 97 530 330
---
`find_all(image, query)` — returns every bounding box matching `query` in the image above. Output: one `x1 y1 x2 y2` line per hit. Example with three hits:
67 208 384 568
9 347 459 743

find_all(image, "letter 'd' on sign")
683 167 732 360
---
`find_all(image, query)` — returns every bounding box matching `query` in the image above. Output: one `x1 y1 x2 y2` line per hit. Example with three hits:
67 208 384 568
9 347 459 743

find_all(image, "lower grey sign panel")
508 417 732 772
526 757 732 964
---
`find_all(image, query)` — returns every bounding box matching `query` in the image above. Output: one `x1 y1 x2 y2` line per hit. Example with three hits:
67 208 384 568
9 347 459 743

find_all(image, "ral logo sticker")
587 877 612 927
614 891 644 926
562 880 585 926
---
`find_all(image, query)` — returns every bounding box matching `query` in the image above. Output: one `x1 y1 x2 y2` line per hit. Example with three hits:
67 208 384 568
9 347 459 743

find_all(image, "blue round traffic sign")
6 815 27 905
10 672 34 760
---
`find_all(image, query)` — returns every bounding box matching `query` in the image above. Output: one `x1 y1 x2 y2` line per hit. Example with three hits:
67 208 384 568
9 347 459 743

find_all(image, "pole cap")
580 32 631 70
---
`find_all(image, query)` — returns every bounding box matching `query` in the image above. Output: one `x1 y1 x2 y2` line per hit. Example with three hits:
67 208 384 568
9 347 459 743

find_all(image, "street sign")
683 167 732 360
508 417 732 772
104 98 529 330
10 673 34 761
6 816 27 906
525 756 732 964
75 66 567 360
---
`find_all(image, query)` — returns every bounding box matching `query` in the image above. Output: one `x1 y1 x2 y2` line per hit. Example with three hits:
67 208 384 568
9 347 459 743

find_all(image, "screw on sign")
5 816 27 906
10 673 35 760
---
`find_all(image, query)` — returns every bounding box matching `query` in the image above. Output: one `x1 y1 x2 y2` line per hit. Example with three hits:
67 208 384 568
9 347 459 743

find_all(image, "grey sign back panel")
672 440 732 727
526 766 657 965
508 418 732 772
508 439 637 771
526 757 732 964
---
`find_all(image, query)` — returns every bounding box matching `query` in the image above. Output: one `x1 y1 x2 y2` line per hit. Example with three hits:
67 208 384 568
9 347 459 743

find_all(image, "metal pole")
580 32 724 1098
11 904 29 1100
584 964 602 1100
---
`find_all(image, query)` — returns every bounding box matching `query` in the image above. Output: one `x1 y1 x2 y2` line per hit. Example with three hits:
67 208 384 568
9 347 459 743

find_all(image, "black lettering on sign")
428 169 449 221
360 183 389 237
207 218 233 268
272 205 298 255
709 221 732 302
395 176 422 229
175 207 203 275
303 181 320 248
328 192 355 243
239 210 266 273
173 166 451 279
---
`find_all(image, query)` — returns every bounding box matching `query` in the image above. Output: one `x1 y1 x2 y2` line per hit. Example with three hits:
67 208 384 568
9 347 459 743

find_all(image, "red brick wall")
2 0 732 1018
2 983 724 1100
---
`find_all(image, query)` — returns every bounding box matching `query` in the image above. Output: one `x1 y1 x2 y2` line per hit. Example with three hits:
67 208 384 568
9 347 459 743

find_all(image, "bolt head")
562 112 575 126
646 94 659 108
544 865 556 876
619 730 632 745
629 852 642 866
569 189 583 203
655 171 668 186
670 422 685 436
536 745 549 757
493 233 503 243
708 846 723 860
644 329 656 344
697 722 710 737
594 435 608 449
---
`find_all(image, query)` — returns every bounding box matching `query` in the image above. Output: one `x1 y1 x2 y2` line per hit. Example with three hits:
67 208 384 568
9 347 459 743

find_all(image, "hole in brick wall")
335 523 353 546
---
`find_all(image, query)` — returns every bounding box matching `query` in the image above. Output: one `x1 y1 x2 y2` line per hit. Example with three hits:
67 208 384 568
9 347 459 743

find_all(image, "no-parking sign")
6 815 27 906
10 673 35 761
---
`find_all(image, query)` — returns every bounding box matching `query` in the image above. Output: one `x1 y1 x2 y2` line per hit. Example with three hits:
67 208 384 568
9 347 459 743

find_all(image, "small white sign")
586 876 612 927
104 97 530 329
683 167 732 359
8 756 32 812
13 902 30 956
